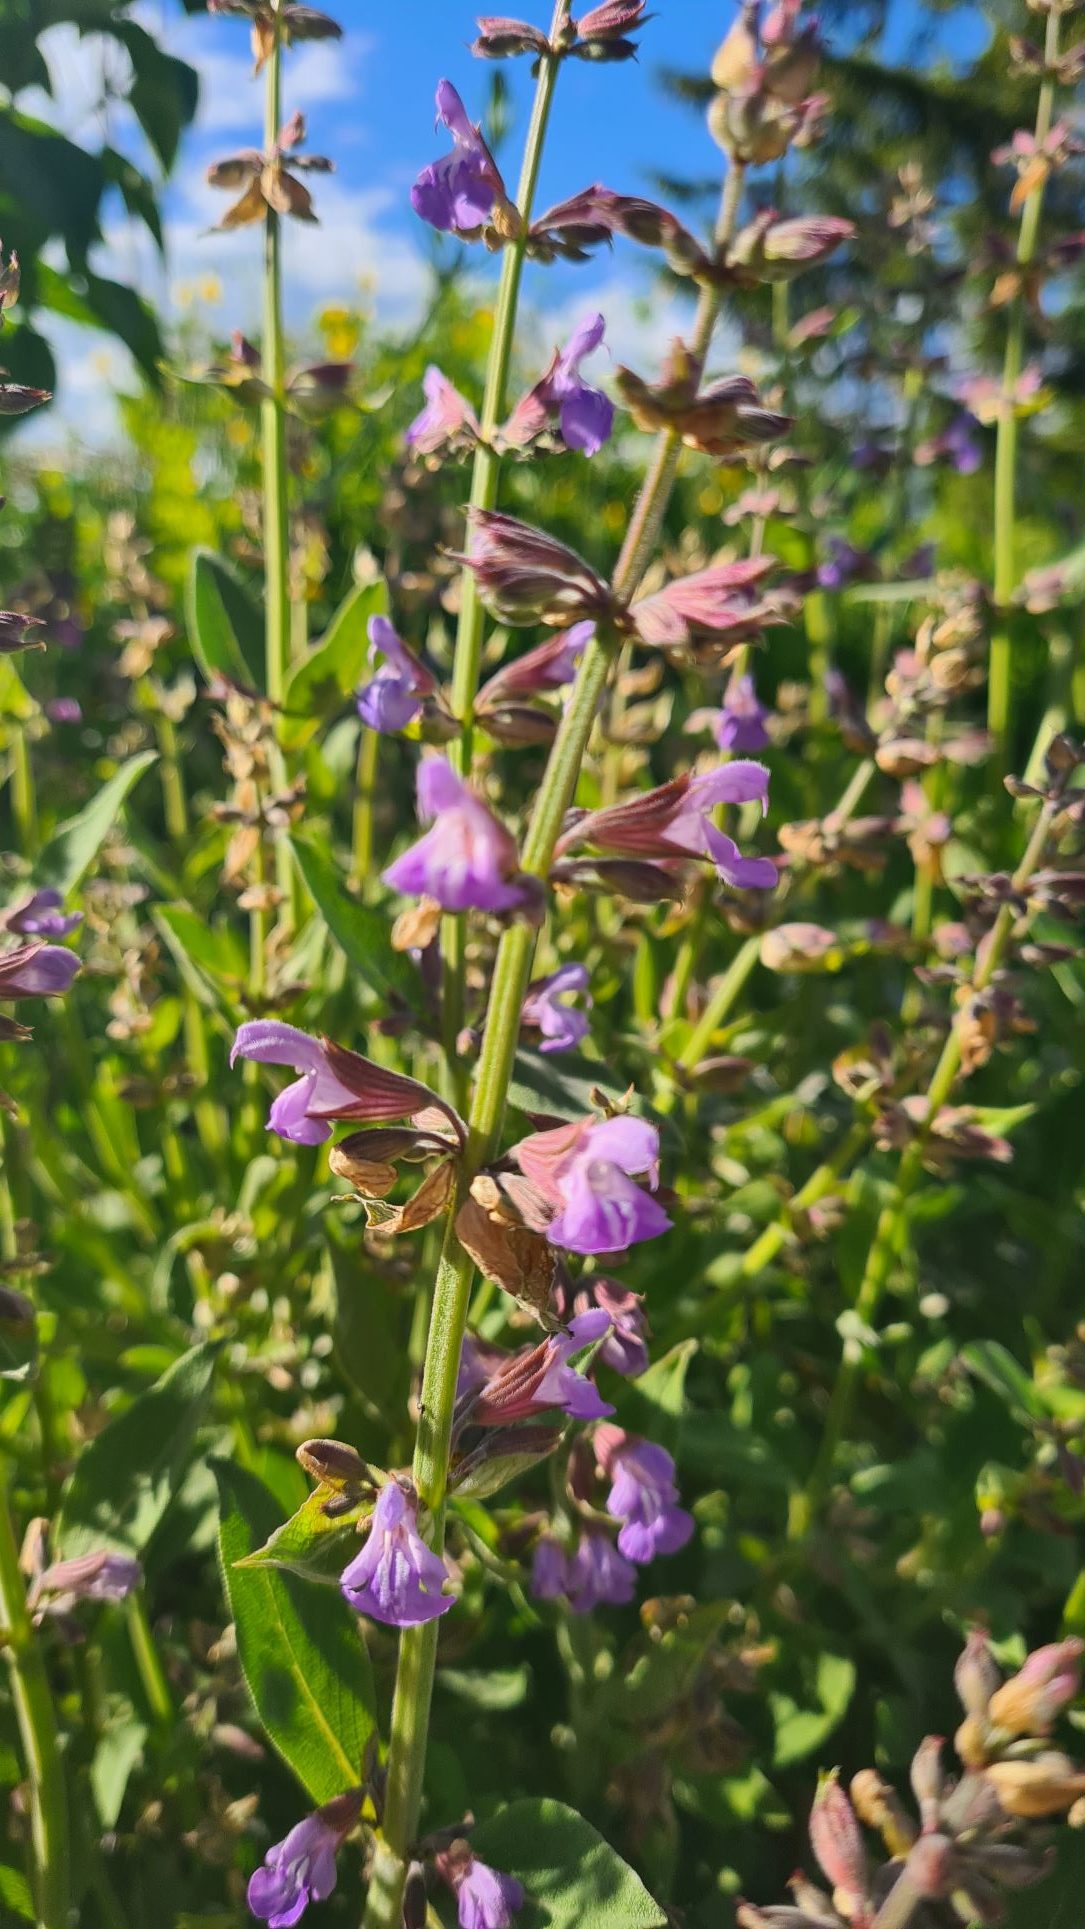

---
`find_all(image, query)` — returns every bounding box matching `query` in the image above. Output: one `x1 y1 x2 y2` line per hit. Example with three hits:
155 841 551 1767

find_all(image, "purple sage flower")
438 1845 524 1929
521 962 592 1053
557 760 777 892
411 81 507 236
29 1549 142 1618
406 365 480 456
230 1020 363 1146
596 1428 694 1564
514 1113 671 1255
5 890 83 939
468 1307 615 1424
565 1528 637 1613
382 757 529 914
248 1791 362 1928
0 942 80 998
531 1536 570 1600
713 673 771 753
356 616 437 735
505 313 615 455
45 697 81 724
340 1478 453 1627
574 1278 649 1377
817 539 878 592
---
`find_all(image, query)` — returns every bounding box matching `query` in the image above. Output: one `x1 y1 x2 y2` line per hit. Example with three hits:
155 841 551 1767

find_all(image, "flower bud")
986 1753 1085 1819
988 1640 1084 1737
456 509 615 629
295 1438 371 1487
955 1629 1002 1721
909 1736 946 1830
472 16 551 58
907 1833 955 1900
760 923 843 973
809 1774 867 1906
728 210 854 283
850 1769 918 1857
711 8 760 92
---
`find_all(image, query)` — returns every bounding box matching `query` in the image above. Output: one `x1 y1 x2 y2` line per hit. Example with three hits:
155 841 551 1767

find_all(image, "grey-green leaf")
471 1800 666 1929
213 1459 376 1804
290 837 422 1012
281 579 389 751
33 751 158 896
55 1343 218 1558
186 547 262 685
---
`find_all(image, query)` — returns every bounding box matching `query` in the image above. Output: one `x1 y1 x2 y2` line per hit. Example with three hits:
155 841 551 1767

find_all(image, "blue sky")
22 0 991 438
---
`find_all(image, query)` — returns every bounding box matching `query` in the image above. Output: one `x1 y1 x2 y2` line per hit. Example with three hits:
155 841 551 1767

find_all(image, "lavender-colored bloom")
30 1550 142 1617
565 1529 637 1613
5 890 83 939
507 314 614 455
518 1113 671 1255
713 673 771 753
531 1536 569 1600
0 943 80 998
602 1436 694 1564
382 757 528 914
817 539 877 591
356 616 435 735
406 365 480 456
527 1308 614 1420
454 1858 524 1929
248 1797 360 1928
230 1020 362 1146
577 1278 649 1377
340 1479 453 1627
665 763 778 890
45 697 81 724
411 80 505 235
521 963 592 1053
468 1309 615 1423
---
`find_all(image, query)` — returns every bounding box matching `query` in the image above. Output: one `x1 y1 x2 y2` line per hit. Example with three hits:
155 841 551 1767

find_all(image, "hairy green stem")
0 1479 69 1928
794 796 1057 1536
367 146 751 1929
261 24 296 932
154 711 188 845
440 2 573 1082
987 3 1061 752
11 728 38 857
126 1593 174 1730
351 724 380 890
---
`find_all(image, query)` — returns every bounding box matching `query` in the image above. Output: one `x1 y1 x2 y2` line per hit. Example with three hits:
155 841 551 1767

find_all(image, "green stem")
673 934 761 1076
261 25 295 924
366 152 750 1929
740 1120 868 1279
126 1593 173 1730
0 1479 69 1928
154 712 188 845
351 725 380 890
987 3 1061 752
795 797 1057 1535
11 728 38 857
440 1 573 1083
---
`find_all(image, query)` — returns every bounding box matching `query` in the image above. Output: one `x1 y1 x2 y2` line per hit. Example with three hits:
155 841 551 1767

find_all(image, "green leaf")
437 1665 531 1711
290 838 422 1012
186 547 262 686
91 1711 149 1829
771 1652 857 1768
234 1486 371 1586
471 1800 666 1929
109 21 199 173
0 1862 33 1921
32 751 158 896
508 1051 639 1124
281 580 389 751
154 904 248 1005
55 1343 218 1559
961 1340 1046 1423
213 1460 376 1803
